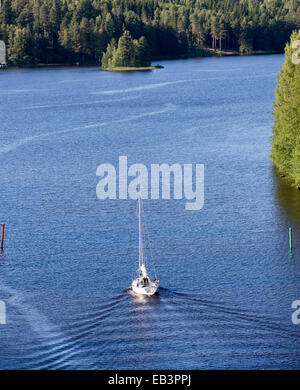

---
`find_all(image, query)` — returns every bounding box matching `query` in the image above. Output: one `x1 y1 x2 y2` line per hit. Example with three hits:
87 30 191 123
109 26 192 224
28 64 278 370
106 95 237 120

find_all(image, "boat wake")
20 96 138 110
1 282 299 369
159 287 300 341
92 80 192 95
0 281 97 369
0 103 176 156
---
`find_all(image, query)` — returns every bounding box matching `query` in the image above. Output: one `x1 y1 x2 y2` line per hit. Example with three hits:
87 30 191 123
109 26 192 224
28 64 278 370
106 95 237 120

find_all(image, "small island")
101 31 162 72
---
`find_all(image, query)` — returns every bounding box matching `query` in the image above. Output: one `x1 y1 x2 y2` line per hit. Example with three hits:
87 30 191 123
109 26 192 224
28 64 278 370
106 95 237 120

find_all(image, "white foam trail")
21 96 138 110
0 135 44 154
113 102 175 123
91 77 236 95
98 73 278 97
0 281 62 340
183 126 198 134
59 79 85 83
0 89 47 95
0 281 93 369
0 103 175 155
92 79 193 95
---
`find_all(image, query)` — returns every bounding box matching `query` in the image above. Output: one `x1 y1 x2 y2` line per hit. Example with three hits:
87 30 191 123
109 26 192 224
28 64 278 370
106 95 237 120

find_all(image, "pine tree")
7 26 31 65
40 4 49 36
135 36 151 67
218 22 226 50
115 30 134 67
79 17 91 59
211 16 218 49
101 38 116 68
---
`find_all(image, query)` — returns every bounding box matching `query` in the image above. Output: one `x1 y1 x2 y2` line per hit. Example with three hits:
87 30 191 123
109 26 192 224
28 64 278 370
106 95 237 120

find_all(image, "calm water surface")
0 55 300 369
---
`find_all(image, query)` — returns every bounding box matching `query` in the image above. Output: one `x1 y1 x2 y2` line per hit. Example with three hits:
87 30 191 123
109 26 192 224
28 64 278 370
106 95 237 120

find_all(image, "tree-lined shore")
0 0 300 66
272 30 300 189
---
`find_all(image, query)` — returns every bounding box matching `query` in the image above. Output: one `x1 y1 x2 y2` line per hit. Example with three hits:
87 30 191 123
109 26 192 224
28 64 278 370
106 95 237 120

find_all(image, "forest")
272 30 300 188
0 0 300 66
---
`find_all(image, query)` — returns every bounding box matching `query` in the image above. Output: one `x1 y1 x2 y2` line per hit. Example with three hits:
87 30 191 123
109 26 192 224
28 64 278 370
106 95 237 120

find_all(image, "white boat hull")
131 197 159 297
131 279 159 296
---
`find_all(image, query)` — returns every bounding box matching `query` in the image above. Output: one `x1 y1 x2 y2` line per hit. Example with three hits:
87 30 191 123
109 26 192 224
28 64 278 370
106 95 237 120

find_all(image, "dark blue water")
0 55 300 369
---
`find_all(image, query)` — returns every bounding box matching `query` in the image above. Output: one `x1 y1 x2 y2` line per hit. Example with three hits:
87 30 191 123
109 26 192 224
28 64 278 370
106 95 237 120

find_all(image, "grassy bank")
194 47 282 57
101 65 163 72
151 47 281 61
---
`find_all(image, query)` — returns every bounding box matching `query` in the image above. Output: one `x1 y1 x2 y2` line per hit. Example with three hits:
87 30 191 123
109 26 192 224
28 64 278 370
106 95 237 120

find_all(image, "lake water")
0 55 300 369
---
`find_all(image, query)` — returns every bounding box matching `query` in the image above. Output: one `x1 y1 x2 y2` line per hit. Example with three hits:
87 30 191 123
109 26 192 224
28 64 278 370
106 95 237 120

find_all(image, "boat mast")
138 195 144 268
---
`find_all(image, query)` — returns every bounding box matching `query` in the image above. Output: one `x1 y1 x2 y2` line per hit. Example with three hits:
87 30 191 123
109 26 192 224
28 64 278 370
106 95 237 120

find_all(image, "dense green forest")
272 30 300 188
0 0 300 66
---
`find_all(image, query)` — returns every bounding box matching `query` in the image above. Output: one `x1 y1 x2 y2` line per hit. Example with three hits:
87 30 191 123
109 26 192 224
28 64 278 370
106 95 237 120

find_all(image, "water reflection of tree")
274 166 300 222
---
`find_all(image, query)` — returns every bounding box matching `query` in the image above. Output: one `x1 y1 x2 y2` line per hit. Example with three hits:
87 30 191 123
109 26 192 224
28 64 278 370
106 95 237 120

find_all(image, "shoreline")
2 49 283 69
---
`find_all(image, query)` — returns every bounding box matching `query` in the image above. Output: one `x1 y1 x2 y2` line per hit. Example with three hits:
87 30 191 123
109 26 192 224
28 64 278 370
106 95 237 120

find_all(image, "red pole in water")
1 224 5 250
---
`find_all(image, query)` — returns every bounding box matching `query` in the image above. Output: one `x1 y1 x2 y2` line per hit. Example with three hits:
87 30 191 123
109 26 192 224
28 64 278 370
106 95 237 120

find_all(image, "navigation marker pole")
289 227 293 252
1 224 5 250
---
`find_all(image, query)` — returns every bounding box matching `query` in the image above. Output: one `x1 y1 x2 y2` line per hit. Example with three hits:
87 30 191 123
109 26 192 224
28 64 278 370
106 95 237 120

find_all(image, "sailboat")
131 196 159 296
